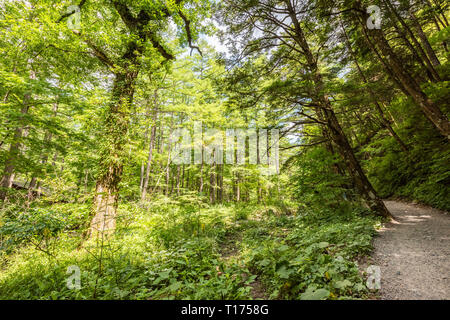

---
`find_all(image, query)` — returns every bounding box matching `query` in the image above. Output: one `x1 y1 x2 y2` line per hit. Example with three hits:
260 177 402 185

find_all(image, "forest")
0 0 448 301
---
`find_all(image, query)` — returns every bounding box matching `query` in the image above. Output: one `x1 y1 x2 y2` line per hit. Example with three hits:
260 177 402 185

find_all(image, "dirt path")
219 223 268 300
371 200 450 300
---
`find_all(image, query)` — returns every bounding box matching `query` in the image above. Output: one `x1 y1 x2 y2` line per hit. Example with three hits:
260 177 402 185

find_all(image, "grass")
0 196 382 300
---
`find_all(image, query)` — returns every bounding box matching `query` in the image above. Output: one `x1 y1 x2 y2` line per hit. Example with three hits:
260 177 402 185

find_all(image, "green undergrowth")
362 95 450 211
0 196 381 300
237 207 380 299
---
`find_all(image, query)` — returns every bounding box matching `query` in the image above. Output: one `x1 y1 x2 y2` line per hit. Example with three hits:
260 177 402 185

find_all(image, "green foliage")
0 0 448 302
292 147 354 212
240 208 377 299
0 203 91 255
0 200 379 300
0 208 66 254
363 104 450 211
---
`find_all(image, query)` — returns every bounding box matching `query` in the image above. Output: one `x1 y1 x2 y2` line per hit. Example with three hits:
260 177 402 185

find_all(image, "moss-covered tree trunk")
89 69 138 236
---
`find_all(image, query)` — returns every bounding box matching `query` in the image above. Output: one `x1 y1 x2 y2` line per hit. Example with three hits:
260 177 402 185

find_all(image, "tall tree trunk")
165 163 171 196
286 0 391 217
209 164 216 204
0 103 30 201
141 110 158 201
139 121 150 195
176 165 181 196
27 177 37 203
383 0 440 82
428 0 449 27
89 69 138 237
340 21 409 152
0 65 36 201
320 105 391 217
185 167 190 190
409 11 441 68
181 165 185 189
256 133 262 203
30 102 59 200
199 152 204 194
170 166 175 195
217 164 223 203
234 145 240 202
430 10 449 52
392 21 433 83
139 162 145 194
359 25 411 97
354 2 450 139
235 177 240 202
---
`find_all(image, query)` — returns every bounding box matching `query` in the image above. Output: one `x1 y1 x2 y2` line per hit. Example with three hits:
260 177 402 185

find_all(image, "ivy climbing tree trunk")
89 68 138 236
72 0 201 237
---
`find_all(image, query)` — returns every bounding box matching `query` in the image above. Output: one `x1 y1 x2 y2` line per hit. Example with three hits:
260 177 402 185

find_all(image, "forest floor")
218 217 268 299
371 200 450 300
2 199 448 299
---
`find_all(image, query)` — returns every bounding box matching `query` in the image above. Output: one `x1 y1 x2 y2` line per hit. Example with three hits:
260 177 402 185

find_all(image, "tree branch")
178 10 203 56
84 37 115 68
57 0 87 23
112 1 175 60
280 140 327 150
